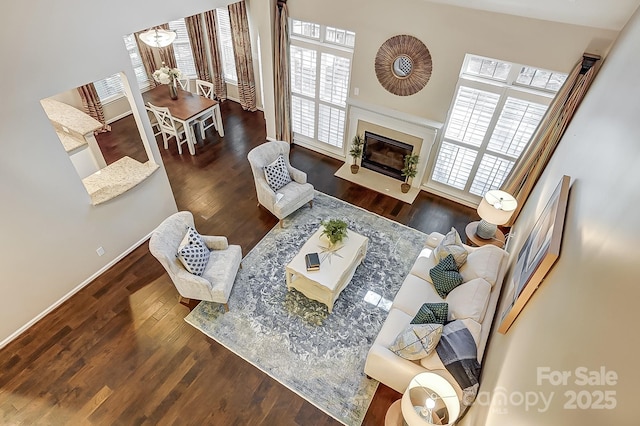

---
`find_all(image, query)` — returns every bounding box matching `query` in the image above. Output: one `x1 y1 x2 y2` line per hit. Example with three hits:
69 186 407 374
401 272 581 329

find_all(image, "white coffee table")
285 226 368 312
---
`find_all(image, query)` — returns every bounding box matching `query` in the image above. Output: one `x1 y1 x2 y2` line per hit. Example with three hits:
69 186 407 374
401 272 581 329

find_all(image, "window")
216 8 238 83
168 19 197 78
94 34 151 102
290 19 355 153
429 54 566 202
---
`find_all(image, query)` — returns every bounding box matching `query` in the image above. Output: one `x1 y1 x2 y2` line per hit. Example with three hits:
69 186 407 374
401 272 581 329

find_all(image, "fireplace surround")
361 131 413 181
335 98 442 203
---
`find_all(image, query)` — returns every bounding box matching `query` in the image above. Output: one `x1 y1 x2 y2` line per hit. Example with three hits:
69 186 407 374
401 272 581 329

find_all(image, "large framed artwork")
498 175 571 334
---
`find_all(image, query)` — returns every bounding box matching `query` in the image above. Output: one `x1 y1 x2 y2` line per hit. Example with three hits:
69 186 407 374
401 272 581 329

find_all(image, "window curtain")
77 83 110 133
135 24 178 86
228 1 257 111
204 10 227 100
274 0 292 143
135 29 160 87
500 54 601 224
185 14 210 82
158 23 178 69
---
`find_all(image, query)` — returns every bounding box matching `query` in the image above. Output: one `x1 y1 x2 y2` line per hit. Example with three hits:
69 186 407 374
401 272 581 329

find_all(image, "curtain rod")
581 53 601 74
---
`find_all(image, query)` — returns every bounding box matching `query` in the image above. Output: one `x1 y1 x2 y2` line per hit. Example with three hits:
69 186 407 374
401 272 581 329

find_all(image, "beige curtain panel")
501 54 600 224
185 14 210 82
158 23 178 69
229 1 257 111
135 24 178 85
135 30 160 87
204 10 227 100
274 0 292 143
77 83 110 133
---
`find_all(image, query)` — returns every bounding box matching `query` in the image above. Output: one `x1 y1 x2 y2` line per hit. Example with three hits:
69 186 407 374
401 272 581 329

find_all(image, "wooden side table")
384 399 403 426
465 221 505 248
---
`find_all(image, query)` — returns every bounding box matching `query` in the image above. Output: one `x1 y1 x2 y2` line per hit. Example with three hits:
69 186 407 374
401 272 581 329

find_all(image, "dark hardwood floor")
0 100 476 425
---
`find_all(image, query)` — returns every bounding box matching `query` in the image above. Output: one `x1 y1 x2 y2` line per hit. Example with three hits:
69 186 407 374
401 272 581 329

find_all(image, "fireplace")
361 131 413 181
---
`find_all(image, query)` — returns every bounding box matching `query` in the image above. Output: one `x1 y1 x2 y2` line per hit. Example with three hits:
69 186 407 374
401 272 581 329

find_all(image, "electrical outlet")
354 87 359 96
96 246 105 256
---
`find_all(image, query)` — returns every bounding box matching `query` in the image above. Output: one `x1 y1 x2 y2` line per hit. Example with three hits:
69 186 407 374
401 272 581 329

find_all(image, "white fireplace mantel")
340 98 443 202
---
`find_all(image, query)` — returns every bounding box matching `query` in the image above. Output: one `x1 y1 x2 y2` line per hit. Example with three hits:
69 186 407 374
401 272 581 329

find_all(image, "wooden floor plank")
0 100 475 425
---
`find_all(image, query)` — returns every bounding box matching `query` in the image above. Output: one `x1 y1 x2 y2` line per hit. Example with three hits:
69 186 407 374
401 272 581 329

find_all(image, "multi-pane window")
168 19 197 78
290 19 355 152
94 35 151 102
429 54 566 202
325 27 356 48
216 8 238 83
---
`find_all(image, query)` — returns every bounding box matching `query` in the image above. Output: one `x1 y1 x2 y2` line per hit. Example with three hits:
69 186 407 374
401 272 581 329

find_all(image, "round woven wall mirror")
375 35 432 96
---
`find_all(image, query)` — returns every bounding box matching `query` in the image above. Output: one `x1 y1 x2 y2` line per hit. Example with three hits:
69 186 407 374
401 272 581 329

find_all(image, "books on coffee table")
305 252 320 271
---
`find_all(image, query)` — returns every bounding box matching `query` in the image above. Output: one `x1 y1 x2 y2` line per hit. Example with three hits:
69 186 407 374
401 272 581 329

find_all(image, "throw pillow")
263 154 292 191
176 227 210 276
388 323 443 361
434 227 468 268
429 254 464 298
411 302 449 325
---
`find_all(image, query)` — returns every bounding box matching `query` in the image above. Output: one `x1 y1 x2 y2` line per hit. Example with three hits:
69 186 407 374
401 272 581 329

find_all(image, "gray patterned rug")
184 191 427 425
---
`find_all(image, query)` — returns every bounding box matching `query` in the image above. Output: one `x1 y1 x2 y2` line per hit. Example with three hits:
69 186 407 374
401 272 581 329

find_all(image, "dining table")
142 84 223 155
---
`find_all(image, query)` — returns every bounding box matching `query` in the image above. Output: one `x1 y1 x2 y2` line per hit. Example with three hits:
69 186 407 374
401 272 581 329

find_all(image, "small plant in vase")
320 219 348 247
349 134 364 174
401 153 419 193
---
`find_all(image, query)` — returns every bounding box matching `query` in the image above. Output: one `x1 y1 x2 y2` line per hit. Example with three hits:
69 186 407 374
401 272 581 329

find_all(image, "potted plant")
320 219 348 247
348 134 364 174
401 153 420 193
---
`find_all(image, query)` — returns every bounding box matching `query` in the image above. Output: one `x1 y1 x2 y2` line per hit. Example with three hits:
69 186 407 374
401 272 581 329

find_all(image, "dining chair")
195 79 223 139
147 102 193 155
175 77 190 92
147 110 162 137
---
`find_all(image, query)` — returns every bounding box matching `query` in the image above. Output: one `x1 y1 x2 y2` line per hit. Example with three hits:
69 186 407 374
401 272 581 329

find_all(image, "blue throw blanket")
435 320 481 406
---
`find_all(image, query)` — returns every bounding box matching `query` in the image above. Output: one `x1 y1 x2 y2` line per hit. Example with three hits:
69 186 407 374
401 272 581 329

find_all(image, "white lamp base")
476 219 497 239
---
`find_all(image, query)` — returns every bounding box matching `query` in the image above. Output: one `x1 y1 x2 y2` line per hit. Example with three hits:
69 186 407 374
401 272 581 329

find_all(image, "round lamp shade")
139 28 177 48
477 190 517 226
401 372 460 425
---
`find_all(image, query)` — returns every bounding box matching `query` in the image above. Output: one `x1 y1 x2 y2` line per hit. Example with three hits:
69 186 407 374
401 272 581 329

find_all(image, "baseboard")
0 232 153 350
106 110 133 125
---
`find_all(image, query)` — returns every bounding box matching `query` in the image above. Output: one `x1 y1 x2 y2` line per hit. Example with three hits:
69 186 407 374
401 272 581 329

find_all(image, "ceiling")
424 0 640 31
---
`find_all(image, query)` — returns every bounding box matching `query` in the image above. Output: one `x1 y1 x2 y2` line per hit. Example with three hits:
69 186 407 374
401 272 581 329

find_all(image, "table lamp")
476 189 517 239
401 372 460 425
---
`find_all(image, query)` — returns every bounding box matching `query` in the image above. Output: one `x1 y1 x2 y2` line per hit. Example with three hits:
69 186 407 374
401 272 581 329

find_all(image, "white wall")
459 6 640 425
0 0 228 344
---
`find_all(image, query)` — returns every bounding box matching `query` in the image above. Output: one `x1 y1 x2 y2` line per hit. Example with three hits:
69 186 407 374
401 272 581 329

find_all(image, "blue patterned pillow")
176 227 210 276
263 154 292 191
429 254 463 298
411 302 449 324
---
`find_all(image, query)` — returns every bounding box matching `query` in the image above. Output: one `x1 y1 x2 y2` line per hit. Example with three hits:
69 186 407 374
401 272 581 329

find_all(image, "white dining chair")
147 110 162 137
147 102 194 155
175 77 190 92
195 79 223 139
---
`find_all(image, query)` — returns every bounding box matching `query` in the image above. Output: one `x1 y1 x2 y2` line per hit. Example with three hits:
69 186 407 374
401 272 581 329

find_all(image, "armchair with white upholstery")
149 211 242 311
247 140 314 226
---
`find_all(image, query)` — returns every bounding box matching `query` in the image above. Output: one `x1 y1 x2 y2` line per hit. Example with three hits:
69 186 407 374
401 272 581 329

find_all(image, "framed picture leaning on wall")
498 175 571 334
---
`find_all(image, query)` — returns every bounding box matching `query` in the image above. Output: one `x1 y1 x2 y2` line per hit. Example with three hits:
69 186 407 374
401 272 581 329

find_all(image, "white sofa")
364 231 509 396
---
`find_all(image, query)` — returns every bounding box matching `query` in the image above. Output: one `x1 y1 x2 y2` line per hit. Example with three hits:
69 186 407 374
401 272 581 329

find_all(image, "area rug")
184 191 428 425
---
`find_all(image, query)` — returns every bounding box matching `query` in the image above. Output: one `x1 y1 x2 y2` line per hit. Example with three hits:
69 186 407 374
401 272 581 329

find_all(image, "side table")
465 221 505 248
384 399 403 426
